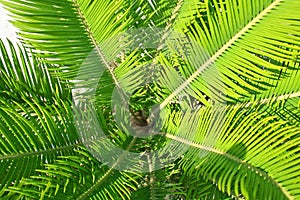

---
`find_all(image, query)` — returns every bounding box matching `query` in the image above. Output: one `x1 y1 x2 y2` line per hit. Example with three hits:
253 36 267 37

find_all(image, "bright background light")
0 5 18 42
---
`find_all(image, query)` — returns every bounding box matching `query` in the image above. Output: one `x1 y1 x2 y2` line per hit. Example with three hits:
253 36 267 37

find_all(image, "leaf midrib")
71 1 135 199
0 143 79 160
71 0 125 102
165 133 292 199
159 0 285 109
73 0 185 199
69 0 293 199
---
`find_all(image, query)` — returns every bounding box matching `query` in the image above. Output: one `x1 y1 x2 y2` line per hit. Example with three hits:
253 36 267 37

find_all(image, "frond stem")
165 133 292 199
159 0 284 109
0 143 80 160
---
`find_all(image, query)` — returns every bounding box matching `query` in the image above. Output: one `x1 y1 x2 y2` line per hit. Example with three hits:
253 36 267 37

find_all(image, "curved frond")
157 0 300 105
6 148 138 200
0 39 80 197
163 102 300 199
0 0 299 199
0 39 69 103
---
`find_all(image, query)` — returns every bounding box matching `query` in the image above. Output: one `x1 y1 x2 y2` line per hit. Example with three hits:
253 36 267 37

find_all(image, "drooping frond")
0 39 69 103
6 147 138 200
0 40 79 198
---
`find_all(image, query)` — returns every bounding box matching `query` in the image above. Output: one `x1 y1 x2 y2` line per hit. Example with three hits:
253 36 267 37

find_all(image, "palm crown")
0 0 299 199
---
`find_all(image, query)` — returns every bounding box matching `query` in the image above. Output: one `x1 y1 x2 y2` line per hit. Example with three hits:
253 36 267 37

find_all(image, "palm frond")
0 0 299 199
180 170 232 199
0 39 80 197
0 96 80 197
156 0 300 106
0 39 69 103
0 0 133 81
162 101 300 199
7 147 138 200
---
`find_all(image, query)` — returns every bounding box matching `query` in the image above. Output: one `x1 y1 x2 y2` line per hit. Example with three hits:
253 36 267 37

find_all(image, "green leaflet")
0 0 299 199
